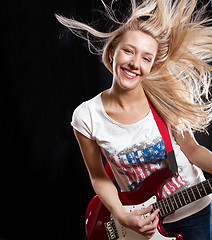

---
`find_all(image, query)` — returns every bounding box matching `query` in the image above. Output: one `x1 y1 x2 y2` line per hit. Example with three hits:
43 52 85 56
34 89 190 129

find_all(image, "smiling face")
111 30 158 91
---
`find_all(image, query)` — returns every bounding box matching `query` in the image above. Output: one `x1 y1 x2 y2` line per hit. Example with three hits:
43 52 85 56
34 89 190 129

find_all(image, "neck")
108 84 146 109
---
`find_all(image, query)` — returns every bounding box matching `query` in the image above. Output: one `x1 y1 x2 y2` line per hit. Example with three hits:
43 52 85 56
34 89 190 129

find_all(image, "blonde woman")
56 0 212 239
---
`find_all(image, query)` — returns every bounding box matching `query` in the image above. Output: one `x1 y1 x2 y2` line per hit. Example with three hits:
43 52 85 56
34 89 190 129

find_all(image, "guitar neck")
153 178 212 218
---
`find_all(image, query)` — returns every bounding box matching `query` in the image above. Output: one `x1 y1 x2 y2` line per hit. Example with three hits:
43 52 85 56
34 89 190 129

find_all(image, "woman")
56 0 212 239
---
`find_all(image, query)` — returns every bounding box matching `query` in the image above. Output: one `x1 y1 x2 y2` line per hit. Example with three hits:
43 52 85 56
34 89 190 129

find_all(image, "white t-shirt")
71 92 211 223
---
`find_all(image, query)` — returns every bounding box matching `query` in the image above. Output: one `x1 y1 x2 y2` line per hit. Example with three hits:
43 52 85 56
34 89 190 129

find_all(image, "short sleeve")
71 102 95 140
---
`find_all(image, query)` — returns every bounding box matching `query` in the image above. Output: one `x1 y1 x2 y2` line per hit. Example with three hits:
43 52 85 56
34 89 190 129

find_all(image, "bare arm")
173 131 212 174
73 129 125 219
74 129 159 238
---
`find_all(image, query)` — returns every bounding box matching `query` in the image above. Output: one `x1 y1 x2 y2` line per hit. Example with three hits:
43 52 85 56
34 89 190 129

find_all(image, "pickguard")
110 196 176 240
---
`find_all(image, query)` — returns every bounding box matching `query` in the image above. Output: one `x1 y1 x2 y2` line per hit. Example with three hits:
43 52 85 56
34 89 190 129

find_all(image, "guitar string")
105 180 212 226
104 180 212 232
153 179 212 217
160 180 211 213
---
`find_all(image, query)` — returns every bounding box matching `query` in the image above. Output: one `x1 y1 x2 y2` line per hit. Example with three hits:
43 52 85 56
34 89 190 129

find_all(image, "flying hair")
55 0 212 133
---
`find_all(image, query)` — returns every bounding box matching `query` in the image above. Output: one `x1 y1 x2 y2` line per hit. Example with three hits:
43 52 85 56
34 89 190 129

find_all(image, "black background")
2 0 212 239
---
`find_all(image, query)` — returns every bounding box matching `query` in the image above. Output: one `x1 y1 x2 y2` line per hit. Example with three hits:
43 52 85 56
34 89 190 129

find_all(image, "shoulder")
71 93 102 140
72 93 101 119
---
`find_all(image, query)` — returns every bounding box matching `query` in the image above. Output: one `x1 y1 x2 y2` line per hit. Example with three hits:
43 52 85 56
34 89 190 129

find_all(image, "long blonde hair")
56 0 212 133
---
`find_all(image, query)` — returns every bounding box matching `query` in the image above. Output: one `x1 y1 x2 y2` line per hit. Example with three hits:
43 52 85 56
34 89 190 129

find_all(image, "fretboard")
152 178 212 218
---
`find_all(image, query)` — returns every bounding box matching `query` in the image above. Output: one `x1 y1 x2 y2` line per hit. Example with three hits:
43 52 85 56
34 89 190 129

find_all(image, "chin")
119 81 141 91
118 77 144 91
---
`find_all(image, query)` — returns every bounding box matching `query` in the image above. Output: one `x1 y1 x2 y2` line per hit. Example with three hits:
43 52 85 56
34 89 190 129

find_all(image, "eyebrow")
123 44 154 57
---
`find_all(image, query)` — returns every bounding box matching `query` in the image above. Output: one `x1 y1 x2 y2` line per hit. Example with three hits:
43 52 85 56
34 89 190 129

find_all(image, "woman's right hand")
117 205 160 239
73 130 159 239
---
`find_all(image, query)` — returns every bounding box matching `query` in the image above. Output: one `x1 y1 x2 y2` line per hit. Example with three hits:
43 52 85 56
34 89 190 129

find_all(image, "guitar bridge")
104 219 119 240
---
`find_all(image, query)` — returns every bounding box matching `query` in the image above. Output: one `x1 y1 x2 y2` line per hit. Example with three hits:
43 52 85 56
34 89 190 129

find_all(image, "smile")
121 68 139 79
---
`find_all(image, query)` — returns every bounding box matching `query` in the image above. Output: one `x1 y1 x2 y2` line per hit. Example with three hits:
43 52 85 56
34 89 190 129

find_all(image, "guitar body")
85 168 183 240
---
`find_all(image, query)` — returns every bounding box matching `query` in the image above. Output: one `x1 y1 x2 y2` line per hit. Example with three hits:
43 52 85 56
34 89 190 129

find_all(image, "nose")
128 57 139 70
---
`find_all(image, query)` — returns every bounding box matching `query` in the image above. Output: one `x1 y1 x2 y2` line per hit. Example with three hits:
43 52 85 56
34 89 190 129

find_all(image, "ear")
109 48 114 63
108 48 114 64
109 55 113 63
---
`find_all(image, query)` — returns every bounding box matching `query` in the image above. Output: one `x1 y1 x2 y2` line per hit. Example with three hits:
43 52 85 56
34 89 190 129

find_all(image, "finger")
143 231 156 239
142 228 157 236
152 208 160 216
139 224 157 238
137 215 159 237
152 215 159 225
141 218 158 232
141 208 159 225
148 208 160 221
139 225 157 238
150 215 159 229
136 205 152 216
139 217 158 234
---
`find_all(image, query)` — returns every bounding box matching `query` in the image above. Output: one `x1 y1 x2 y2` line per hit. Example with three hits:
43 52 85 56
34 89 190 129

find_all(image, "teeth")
123 69 136 77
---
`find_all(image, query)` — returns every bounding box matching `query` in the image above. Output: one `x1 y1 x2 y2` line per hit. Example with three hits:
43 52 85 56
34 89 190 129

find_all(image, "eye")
143 57 151 62
123 48 133 54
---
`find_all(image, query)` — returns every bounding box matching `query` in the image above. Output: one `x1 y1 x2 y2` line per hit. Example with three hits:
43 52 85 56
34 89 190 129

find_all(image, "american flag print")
106 137 185 197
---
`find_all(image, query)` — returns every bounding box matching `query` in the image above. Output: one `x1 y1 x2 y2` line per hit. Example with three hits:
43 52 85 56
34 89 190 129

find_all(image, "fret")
180 191 187 205
161 199 169 215
175 192 183 208
158 211 163 218
153 200 170 218
157 199 170 217
167 196 175 212
190 188 197 202
204 181 211 195
157 200 166 217
153 178 212 219
156 200 161 211
185 189 192 203
155 202 160 210
196 184 202 198
201 182 207 195
160 206 166 217
165 198 172 213
177 192 186 206
182 190 192 205
191 185 201 199
152 203 157 212
152 202 160 213
198 183 207 197
170 194 179 210
208 179 212 191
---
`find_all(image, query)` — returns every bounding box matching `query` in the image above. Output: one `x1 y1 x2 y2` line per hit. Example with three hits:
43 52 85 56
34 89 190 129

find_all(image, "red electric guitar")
85 168 212 240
